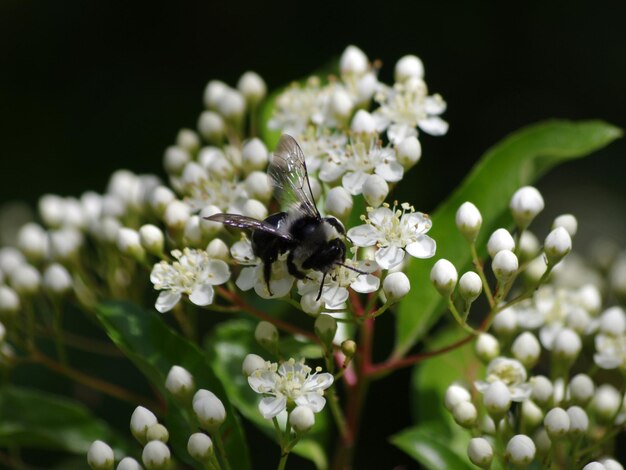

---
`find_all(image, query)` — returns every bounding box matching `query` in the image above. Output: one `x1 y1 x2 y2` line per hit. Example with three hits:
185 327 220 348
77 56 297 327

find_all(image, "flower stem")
470 243 495 308
277 452 290 470
447 298 478 335
213 431 232 470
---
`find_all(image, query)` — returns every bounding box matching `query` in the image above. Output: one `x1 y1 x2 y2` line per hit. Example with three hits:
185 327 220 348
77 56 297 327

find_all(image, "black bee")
206 134 362 299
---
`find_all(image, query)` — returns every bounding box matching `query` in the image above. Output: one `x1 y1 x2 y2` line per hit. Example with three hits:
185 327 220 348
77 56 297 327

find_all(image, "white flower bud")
142 440 170 470
511 332 541 367
163 146 190 175
150 186 176 217
237 71 266 104
362 174 389 207
181 162 207 188
87 440 114 470
10 264 41 295
350 110 377 134
242 353 266 377
395 55 424 82
444 384 471 411
487 228 515 258
39 194 65 228
300 294 323 315
0 285 20 315
602 459 624 470
216 88 246 121
592 384 621 421
430 259 458 297
455 202 482 242
146 423 169 443
510 186 544 229
483 381 512 417
553 214 577 237
42 263 72 295
163 200 191 231
187 432 213 462
452 400 477 427
567 406 589 434
583 463 608 470
17 223 49 261
467 437 493 468
492 307 518 336
165 365 195 399
205 239 229 261
116 457 142 470
525 256 548 284
139 225 165 255
553 328 581 361
544 407 570 438
245 171 273 202
176 129 200 153
505 434 536 466
255 321 279 350
197 111 225 142
479 415 496 434
518 231 540 261
568 374 595 406
290 405 316 433
544 227 572 265
242 199 268 221
199 206 223 237
192 389 226 428
521 399 544 428
475 333 500 362
458 271 482 302
49 228 83 261
340 45 368 75
242 139 269 173
531 375 553 406
329 88 354 122
356 72 377 103
325 187 353 220
491 249 519 281
130 406 158 444
116 228 145 260
314 314 337 346
395 136 421 168
577 284 601 315
183 216 204 247
383 272 411 301
0 247 25 274
203 80 228 108
599 307 626 335
532 428 552 456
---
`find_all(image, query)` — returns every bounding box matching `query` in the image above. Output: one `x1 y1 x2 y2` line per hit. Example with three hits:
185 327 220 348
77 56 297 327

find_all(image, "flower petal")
405 235 436 259
368 206 392 226
155 291 181 313
375 161 404 183
351 274 380 293
296 393 326 413
375 245 405 270
236 267 256 291
418 116 449 136
206 259 231 285
231 240 257 265
342 171 368 196
189 283 214 306
346 225 379 247
259 396 287 419
388 123 417 145
323 285 349 310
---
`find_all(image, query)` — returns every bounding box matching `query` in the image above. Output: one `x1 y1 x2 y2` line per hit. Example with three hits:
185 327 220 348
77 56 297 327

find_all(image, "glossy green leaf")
395 119 622 356
96 301 251 470
205 319 330 470
0 385 128 455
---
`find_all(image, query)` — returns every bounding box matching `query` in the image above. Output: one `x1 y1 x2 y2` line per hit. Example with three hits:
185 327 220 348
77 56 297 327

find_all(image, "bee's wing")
269 134 320 218
205 213 294 240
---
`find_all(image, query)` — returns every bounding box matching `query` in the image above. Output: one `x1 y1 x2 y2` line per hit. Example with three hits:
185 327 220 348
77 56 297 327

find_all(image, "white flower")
373 78 448 144
268 78 331 134
247 357 334 419
150 249 230 313
347 203 435 270
475 357 531 401
594 332 626 370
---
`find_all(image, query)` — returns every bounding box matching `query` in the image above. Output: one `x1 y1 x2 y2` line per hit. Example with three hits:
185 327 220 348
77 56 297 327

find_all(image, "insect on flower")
206 134 365 299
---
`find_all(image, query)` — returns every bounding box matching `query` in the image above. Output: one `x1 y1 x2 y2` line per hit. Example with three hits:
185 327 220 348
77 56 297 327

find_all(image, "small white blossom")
482 380 512 416
395 135 422 168
568 374 595 405
491 249 519 281
444 384 471 411
116 457 142 470
241 138 269 173
130 406 158 445
383 271 411 301
348 203 435 270
237 71 267 105
510 186 544 229
511 332 541 367
192 389 226 428
197 111 224 142
544 227 572 265
247 357 333 419
430 259 458 297
475 333 500 362
487 228 515 258
567 406 589 434
458 271 482 302
362 174 389 208
142 440 170 470
553 214 578 237
475 357 531 401
452 401 477 427
165 365 195 398
150 249 230 313
325 186 353 220
530 375 554 406
290 405 316 433
544 407 570 438
505 434 536 466
187 432 213 462
242 354 266 377
592 384 621 421
394 55 424 82
455 202 482 242
42 263 73 295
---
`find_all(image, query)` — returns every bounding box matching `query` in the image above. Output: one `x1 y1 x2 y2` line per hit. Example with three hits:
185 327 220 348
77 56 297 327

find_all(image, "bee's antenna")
337 262 368 275
316 272 327 301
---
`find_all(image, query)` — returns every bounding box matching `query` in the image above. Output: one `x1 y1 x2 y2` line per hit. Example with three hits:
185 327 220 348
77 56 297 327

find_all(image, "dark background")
1 1 626 468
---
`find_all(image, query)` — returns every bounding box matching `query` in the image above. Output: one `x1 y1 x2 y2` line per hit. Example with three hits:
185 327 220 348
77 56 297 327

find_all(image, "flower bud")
467 437 493 468
599 307 626 335
42 263 72 296
17 223 49 262
242 353 266 377
475 333 500 363
314 314 337 346
245 171 273 202
341 340 357 358
452 401 477 428
544 227 572 265
150 186 176 217
325 187 353 220
203 80 228 109
0 286 20 316
176 129 200 153
242 199 268 221
197 111 224 142
505 434 536 466
491 250 519 281
87 440 114 470
117 228 145 260
205 238 229 261
199 206 223 237
237 71 267 105
483 381 511 418
116 457 142 470
165 365 195 400
340 45 368 75
142 440 170 470
255 321 279 352
567 406 589 434
518 231 540 261
455 202 482 242
139 225 165 256
49 227 83 261
568 374 595 406
430 259 458 297
544 407 570 438
362 174 389 207
492 308 518 336
592 384 621 422
300 294 323 315
329 88 354 122
395 55 424 82
216 88 246 121
163 200 191 231
444 384 471 411
395 136 421 168
290 405 316 433
530 375 553 406
0 247 25 273
187 432 214 463
552 328 581 362
39 194 65 228
130 406 158 445
146 423 169 443
510 186 544 229
383 272 411 301
163 146 190 175
10 264 41 296
350 110 377 134
601 459 624 470
583 463 608 470
553 214 577 237
487 228 515 258
511 332 541 368
458 271 482 302
242 138 269 173
193 389 227 429
521 399 544 428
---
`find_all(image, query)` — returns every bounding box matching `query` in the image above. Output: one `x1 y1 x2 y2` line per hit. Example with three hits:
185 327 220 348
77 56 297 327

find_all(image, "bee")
206 134 363 300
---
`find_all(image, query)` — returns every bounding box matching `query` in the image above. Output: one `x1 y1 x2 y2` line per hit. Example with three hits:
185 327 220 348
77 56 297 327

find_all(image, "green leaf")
395 119 622 355
390 425 473 470
0 385 128 455
205 319 330 470
95 301 251 470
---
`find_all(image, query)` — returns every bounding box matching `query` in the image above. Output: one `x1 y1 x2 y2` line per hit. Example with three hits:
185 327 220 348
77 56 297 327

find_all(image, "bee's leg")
287 252 307 279
263 261 273 296
316 272 327 301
